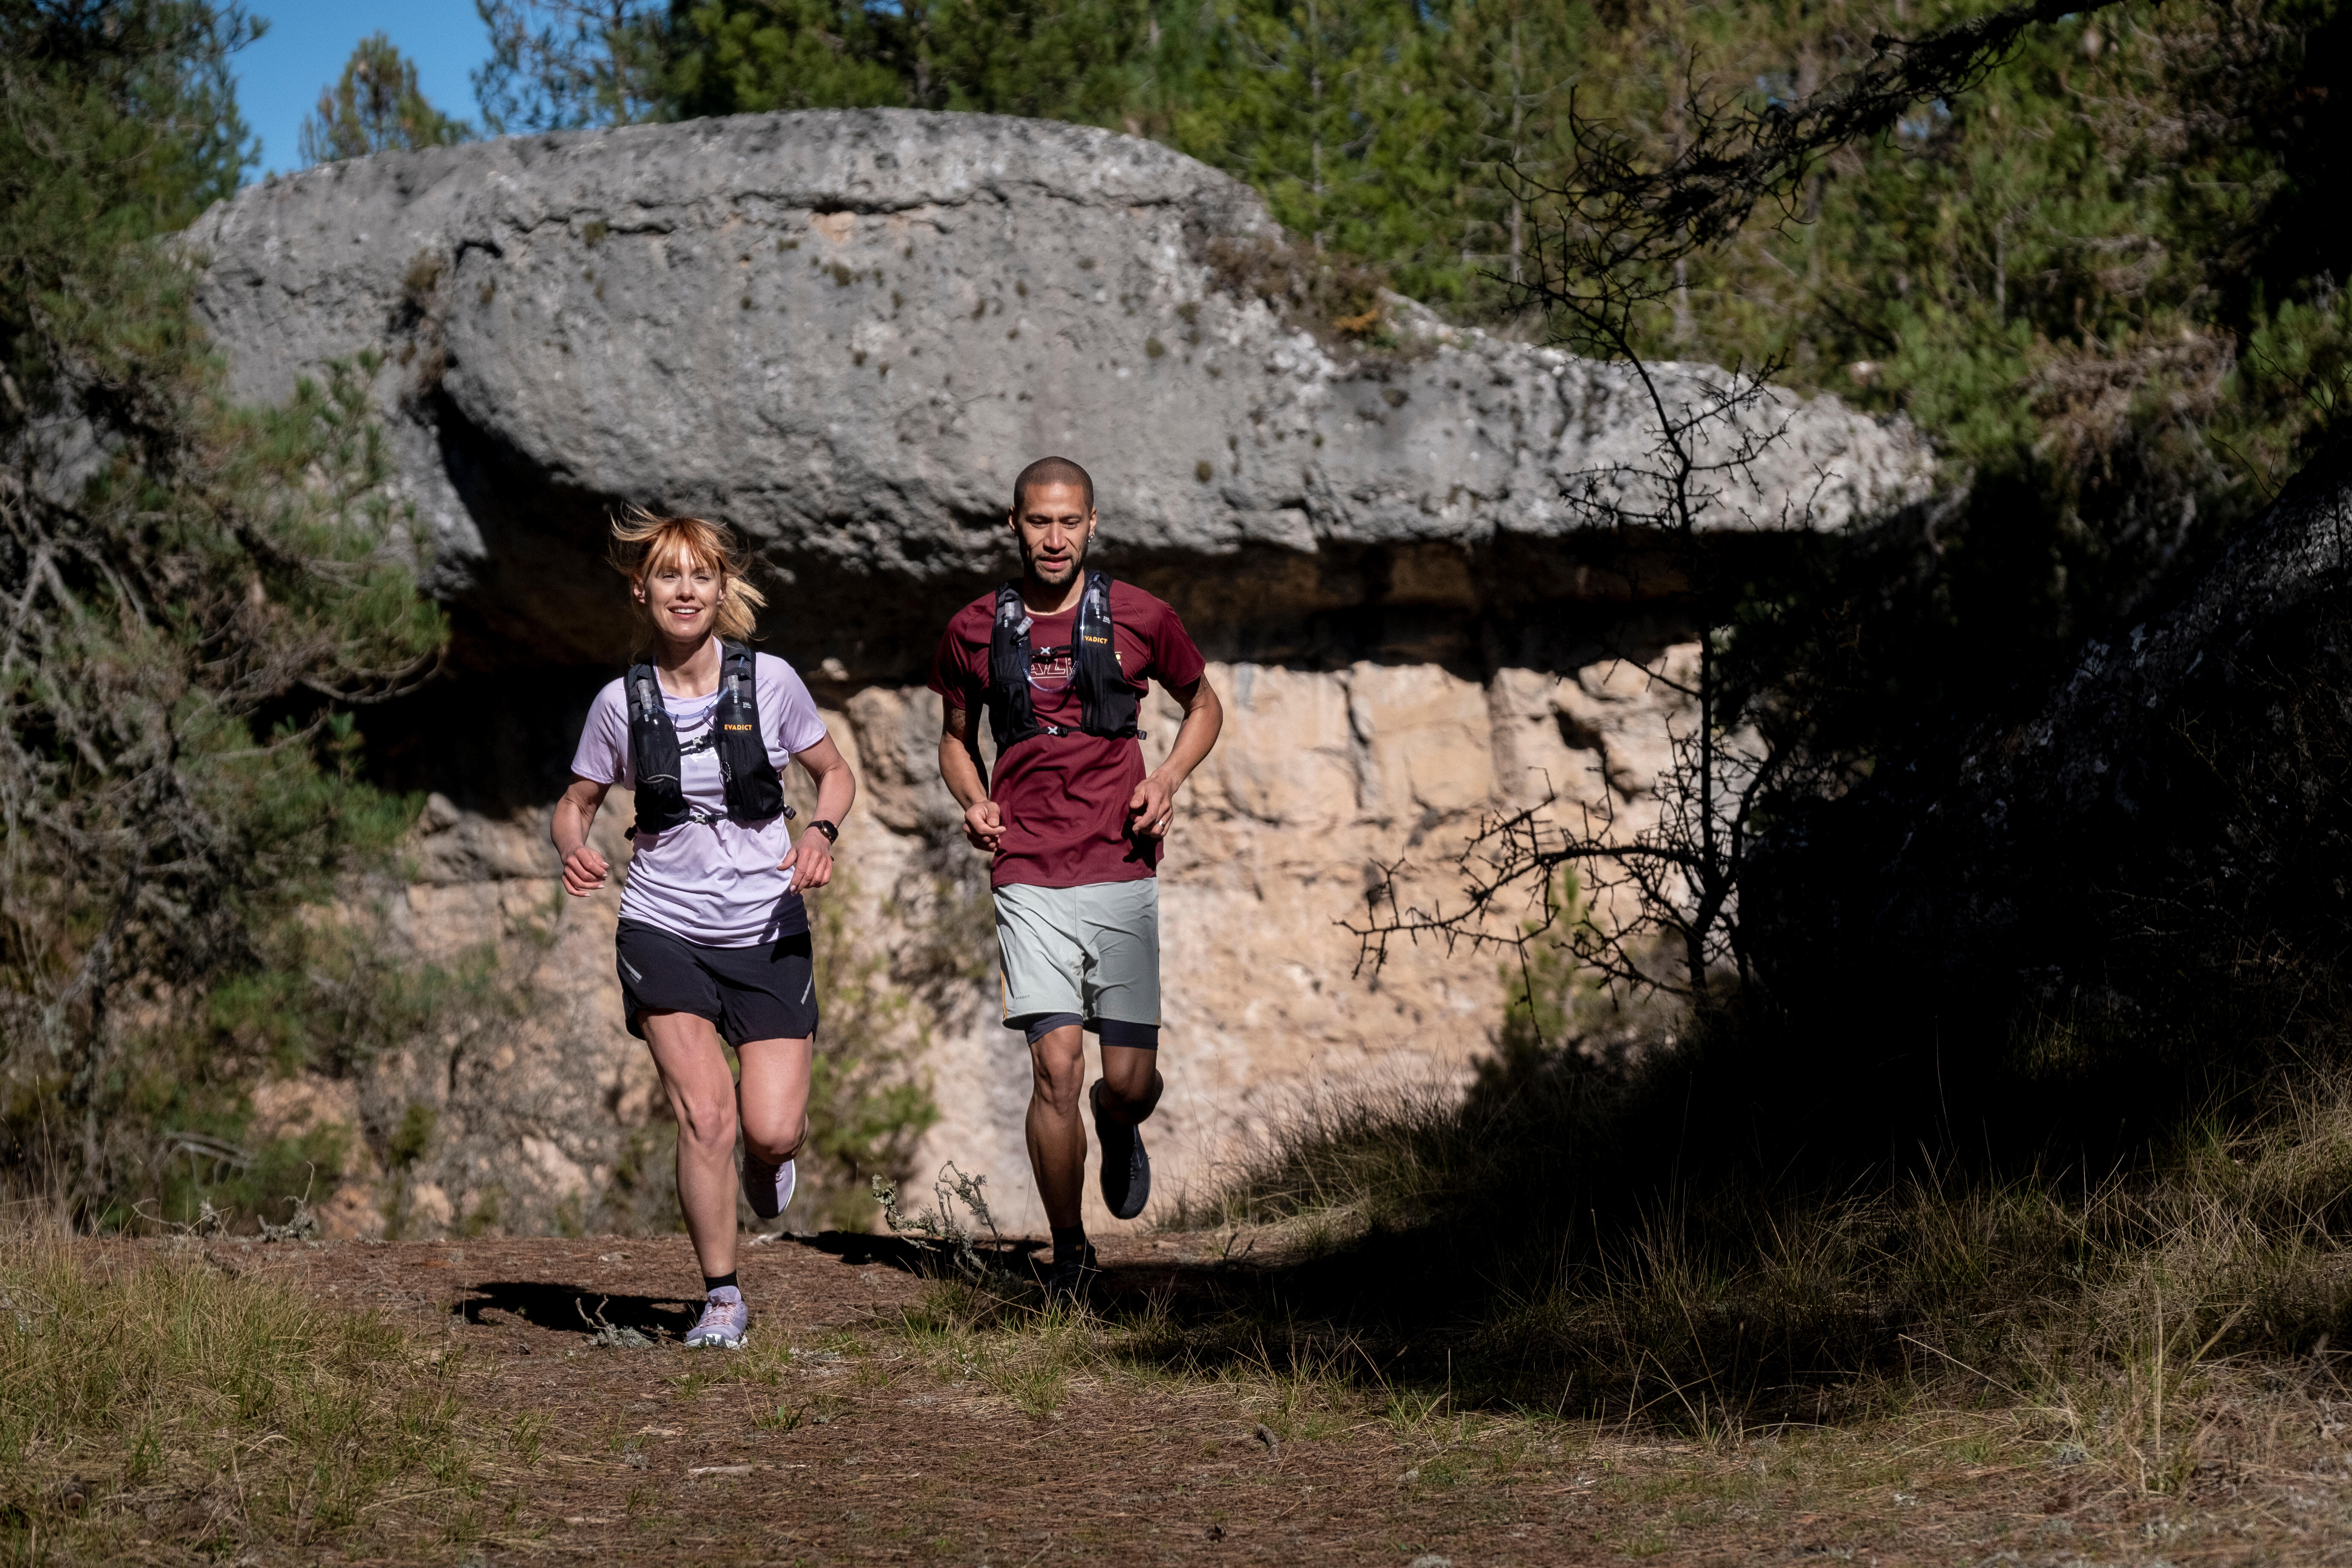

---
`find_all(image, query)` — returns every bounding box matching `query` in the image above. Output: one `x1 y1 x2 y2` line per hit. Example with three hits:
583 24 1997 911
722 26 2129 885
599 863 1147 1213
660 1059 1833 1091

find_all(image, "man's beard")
1023 534 1089 586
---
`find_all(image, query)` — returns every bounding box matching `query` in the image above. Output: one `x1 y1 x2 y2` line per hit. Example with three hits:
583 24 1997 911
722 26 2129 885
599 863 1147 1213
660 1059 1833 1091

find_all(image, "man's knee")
1100 1054 1162 1121
1028 1029 1087 1111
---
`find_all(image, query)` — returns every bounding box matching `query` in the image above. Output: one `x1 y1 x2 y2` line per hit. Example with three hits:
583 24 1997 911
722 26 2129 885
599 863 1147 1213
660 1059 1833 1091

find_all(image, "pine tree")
667 0 1147 122
298 34 470 164
473 0 667 132
666 0 909 116
1426 0 1589 308
1169 0 1440 258
2 0 447 1216
917 0 1147 119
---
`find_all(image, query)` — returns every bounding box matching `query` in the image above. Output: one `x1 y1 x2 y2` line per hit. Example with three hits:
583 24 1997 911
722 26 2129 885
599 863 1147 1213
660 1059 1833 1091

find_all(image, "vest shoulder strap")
713 642 788 824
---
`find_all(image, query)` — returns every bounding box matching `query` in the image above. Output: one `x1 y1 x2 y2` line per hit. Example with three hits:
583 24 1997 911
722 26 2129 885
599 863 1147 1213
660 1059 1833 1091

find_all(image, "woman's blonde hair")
608 507 767 648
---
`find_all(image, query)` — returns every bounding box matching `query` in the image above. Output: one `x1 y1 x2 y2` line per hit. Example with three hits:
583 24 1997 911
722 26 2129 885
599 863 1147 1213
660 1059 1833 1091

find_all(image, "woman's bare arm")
779 732 857 891
552 776 614 896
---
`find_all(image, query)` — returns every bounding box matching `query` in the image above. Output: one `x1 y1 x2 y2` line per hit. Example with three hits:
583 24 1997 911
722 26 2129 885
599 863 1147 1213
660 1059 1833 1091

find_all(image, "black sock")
1050 1226 1087 1266
703 1271 739 1294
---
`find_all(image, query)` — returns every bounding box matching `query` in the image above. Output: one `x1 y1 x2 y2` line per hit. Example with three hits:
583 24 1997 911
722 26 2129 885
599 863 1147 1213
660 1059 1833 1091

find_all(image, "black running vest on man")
625 640 787 835
982 571 1142 768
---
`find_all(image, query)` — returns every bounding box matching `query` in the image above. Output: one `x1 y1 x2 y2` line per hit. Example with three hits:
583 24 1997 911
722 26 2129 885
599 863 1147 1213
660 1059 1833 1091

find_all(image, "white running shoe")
742 1150 798 1222
684 1285 748 1349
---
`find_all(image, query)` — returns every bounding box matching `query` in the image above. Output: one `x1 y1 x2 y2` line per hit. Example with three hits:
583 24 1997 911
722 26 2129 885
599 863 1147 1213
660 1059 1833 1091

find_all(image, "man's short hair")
1012 456 1095 515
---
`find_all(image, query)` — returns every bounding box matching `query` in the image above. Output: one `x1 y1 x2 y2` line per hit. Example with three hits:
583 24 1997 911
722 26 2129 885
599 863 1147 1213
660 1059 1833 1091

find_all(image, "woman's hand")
782 732 855 892
562 844 610 897
552 776 614 897
778 828 835 891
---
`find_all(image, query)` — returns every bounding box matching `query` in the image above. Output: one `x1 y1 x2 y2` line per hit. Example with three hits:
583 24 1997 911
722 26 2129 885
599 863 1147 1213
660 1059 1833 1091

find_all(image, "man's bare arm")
937 704 1003 853
1129 675 1223 838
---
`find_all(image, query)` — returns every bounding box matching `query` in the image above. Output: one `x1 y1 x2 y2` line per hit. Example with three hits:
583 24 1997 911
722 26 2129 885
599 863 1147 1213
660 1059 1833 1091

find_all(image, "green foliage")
1491 870 1598 1071
0 0 451 1219
666 0 1147 121
387 1101 437 1169
1589 0 2346 740
206 914 510 1083
2217 280 2352 498
0 0 254 403
298 32 471 163
795 873 944 1231
919 0 1146 120
666 0 906 115
474 0 669 131
1165 0 1450 261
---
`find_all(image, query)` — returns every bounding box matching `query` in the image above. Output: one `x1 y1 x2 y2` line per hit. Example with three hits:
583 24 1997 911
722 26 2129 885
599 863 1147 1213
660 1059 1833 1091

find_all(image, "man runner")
929 456 1223 1297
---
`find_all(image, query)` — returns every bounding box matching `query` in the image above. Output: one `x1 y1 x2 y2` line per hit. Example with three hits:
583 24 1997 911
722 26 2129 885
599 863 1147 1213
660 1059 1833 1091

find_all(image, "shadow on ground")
455 1281 699 1339
855 1004 2352 1430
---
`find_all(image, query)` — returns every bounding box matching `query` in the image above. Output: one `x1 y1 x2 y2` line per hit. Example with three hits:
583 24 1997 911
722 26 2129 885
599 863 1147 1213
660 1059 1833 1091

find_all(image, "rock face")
190 109 1933 1236
191 109 1926 676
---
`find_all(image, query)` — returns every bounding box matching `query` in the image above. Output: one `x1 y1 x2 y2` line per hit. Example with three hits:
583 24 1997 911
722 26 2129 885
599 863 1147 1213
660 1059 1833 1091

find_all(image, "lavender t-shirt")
570 652 830 947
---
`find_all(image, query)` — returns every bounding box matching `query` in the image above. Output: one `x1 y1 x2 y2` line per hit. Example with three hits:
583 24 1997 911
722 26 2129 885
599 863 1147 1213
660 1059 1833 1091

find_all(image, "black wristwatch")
809 819 839 844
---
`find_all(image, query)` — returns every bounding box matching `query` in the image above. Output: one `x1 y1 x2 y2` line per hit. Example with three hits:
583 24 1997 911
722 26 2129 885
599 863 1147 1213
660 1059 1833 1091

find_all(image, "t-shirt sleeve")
570 680 631 785
757 655 831 761
926 608 986 714
1145 599 1207 690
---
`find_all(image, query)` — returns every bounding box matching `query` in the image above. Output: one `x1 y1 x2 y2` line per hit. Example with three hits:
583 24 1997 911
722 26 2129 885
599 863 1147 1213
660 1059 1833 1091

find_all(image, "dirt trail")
183 1235 2352 1565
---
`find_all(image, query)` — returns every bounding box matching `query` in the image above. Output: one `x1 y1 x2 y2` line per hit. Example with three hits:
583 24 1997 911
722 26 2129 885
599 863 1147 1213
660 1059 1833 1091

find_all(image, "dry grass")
1169 1046 2352 1459
847 1253 2352 1559
21 1228 2352 1563
0 1228 494 1562
20 1052 2352 1560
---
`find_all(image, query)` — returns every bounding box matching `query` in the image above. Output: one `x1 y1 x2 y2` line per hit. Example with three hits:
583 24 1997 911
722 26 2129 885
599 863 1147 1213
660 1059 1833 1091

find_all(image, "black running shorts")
615 920 818 1045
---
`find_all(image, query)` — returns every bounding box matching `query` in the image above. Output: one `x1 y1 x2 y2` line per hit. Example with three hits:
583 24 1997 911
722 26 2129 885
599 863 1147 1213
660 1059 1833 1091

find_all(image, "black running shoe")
1090 1079 1152 1220
1044 1240 1102 1304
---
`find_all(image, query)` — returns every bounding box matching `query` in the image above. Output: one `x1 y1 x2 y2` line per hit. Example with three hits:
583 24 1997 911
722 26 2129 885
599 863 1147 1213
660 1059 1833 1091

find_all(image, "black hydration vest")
982 570 1142 767
625 640 789 835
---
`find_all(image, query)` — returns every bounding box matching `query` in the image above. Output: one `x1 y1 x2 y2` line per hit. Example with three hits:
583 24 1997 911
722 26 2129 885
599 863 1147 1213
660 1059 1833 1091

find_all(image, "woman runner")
551 510 856 1349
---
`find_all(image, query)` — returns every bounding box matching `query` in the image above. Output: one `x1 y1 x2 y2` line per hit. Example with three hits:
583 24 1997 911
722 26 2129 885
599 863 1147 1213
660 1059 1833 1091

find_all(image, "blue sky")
236 1 496 178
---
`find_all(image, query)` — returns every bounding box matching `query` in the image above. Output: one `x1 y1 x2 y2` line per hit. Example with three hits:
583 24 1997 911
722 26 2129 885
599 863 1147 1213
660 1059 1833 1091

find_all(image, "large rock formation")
191 109 1925 676
188 110 1933 1235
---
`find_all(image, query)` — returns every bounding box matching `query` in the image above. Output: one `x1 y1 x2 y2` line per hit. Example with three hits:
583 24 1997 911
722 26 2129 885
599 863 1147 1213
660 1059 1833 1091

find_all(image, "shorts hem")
1003 1012 1160 1049
1008 1011 1083 1044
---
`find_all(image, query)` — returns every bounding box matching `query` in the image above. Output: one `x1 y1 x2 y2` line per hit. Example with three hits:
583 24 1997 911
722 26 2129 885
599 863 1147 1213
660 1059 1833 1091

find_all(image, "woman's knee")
672 1091 739 1152
744 1111 808 1166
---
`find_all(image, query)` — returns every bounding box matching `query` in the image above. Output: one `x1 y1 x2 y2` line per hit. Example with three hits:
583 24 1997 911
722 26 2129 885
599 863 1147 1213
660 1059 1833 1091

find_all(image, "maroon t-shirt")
929 580 1207 889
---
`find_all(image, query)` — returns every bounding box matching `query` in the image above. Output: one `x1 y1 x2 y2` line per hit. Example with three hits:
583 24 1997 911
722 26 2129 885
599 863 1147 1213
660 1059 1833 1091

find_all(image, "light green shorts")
994 879 1161 1047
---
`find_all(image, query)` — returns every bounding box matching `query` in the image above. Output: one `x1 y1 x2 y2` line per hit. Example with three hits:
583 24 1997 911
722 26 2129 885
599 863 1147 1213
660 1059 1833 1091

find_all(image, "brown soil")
132 1234 2352 1565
